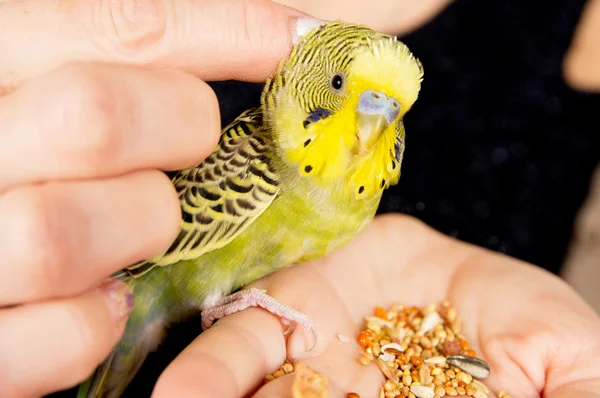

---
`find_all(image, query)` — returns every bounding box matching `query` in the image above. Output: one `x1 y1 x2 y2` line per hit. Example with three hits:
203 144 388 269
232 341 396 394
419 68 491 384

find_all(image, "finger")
546 343 600 397
563 0 600 91
0 0 312 90
252 371 341 398
274 0 451 35
0 63 220 192
152 271 359 397
0 279 133 398
252 373 296 398
548 378 600 398
0 170 180 306
153 307 292 398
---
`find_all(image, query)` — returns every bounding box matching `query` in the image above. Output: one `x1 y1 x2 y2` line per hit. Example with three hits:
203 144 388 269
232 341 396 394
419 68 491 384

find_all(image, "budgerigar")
77 20 423 397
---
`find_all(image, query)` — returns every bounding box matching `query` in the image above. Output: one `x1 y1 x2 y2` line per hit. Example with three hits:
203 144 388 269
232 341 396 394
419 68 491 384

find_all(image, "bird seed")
262 301 512 398
356 301 512 398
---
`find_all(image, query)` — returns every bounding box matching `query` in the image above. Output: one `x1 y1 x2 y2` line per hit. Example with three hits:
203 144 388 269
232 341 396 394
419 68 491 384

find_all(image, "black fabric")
53 0 600 396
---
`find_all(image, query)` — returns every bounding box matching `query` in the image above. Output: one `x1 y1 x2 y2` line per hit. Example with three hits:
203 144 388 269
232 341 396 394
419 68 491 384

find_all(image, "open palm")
151 215 600 398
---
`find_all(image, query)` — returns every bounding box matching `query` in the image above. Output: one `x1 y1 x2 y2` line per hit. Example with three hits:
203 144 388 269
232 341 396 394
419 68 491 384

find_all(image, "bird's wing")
119 108 279 278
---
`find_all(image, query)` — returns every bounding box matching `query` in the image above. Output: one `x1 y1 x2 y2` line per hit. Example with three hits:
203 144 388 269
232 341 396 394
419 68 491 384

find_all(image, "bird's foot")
200 288 317 351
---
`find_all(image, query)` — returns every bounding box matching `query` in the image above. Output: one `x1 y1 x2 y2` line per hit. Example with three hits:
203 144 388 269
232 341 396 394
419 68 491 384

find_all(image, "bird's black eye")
330 73 344 91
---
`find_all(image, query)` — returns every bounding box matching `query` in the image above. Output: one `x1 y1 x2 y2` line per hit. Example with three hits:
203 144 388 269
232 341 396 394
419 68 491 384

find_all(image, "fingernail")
291 17 326 45
100 278 134 321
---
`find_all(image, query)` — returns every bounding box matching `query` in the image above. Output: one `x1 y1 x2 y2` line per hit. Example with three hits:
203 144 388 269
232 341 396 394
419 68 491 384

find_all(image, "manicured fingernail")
100 278 134 321
291 17 326 44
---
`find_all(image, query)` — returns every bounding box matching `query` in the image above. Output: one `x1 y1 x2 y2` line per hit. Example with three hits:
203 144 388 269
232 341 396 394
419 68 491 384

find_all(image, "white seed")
379 351 395 362
366 316 396 329
336 333 350 342
377 358 400 383
424 356 447 365
419 366 432 385
419 312 441 334
470 379 490 394
368 322 382 334
381 342 406 354
447 355 491 379
410 385 435 398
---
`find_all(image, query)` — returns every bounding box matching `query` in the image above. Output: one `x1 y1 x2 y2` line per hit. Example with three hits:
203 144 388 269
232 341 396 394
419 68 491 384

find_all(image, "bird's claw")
200 287 318 351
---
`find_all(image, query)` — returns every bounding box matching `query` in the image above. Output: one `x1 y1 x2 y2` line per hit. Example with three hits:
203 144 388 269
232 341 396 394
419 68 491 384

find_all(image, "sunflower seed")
354 301 509 398
447 355 491 379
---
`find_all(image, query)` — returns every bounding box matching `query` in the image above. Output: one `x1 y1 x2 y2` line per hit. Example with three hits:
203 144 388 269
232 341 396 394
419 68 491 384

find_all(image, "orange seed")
410 356 423 367
357 331 373 347
375 306 387 319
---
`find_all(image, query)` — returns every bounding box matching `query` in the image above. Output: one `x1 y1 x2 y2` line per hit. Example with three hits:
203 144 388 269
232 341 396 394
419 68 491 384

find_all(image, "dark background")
55 0 600 396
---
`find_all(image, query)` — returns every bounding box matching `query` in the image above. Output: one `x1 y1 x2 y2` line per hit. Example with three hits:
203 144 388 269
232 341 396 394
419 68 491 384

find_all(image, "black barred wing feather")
122 109 279 278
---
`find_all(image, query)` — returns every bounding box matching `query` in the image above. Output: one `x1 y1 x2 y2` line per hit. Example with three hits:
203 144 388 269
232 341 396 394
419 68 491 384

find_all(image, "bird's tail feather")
77 317 167 398
77 275 172 398
76 351 117 398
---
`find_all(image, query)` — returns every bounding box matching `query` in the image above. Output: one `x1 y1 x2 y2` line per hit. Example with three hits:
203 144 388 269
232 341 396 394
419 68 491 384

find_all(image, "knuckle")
235 0 277 55
235 0 261 50
91 0 170 58
13 187 71 296
44 65 120 164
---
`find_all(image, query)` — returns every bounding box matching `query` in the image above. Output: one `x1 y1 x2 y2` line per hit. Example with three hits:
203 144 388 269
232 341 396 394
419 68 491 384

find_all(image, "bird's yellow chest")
223 172 382 289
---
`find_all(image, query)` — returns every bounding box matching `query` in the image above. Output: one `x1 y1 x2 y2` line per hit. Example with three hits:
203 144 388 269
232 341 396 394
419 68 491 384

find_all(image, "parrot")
77 20 423 397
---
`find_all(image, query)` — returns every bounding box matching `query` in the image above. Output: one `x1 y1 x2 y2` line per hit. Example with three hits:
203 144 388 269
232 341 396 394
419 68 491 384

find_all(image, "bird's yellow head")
262 21 423 199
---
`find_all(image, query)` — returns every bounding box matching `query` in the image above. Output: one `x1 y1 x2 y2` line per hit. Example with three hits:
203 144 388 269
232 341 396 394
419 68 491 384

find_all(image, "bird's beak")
356 90 401 150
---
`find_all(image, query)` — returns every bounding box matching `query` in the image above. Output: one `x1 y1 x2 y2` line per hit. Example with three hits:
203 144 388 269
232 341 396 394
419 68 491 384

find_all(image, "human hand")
564 0 600 91
273 0 452 34
153 214 600 397
0 0 309 396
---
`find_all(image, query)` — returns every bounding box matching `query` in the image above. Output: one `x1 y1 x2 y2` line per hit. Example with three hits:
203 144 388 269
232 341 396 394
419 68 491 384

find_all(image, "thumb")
0 0 322 91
